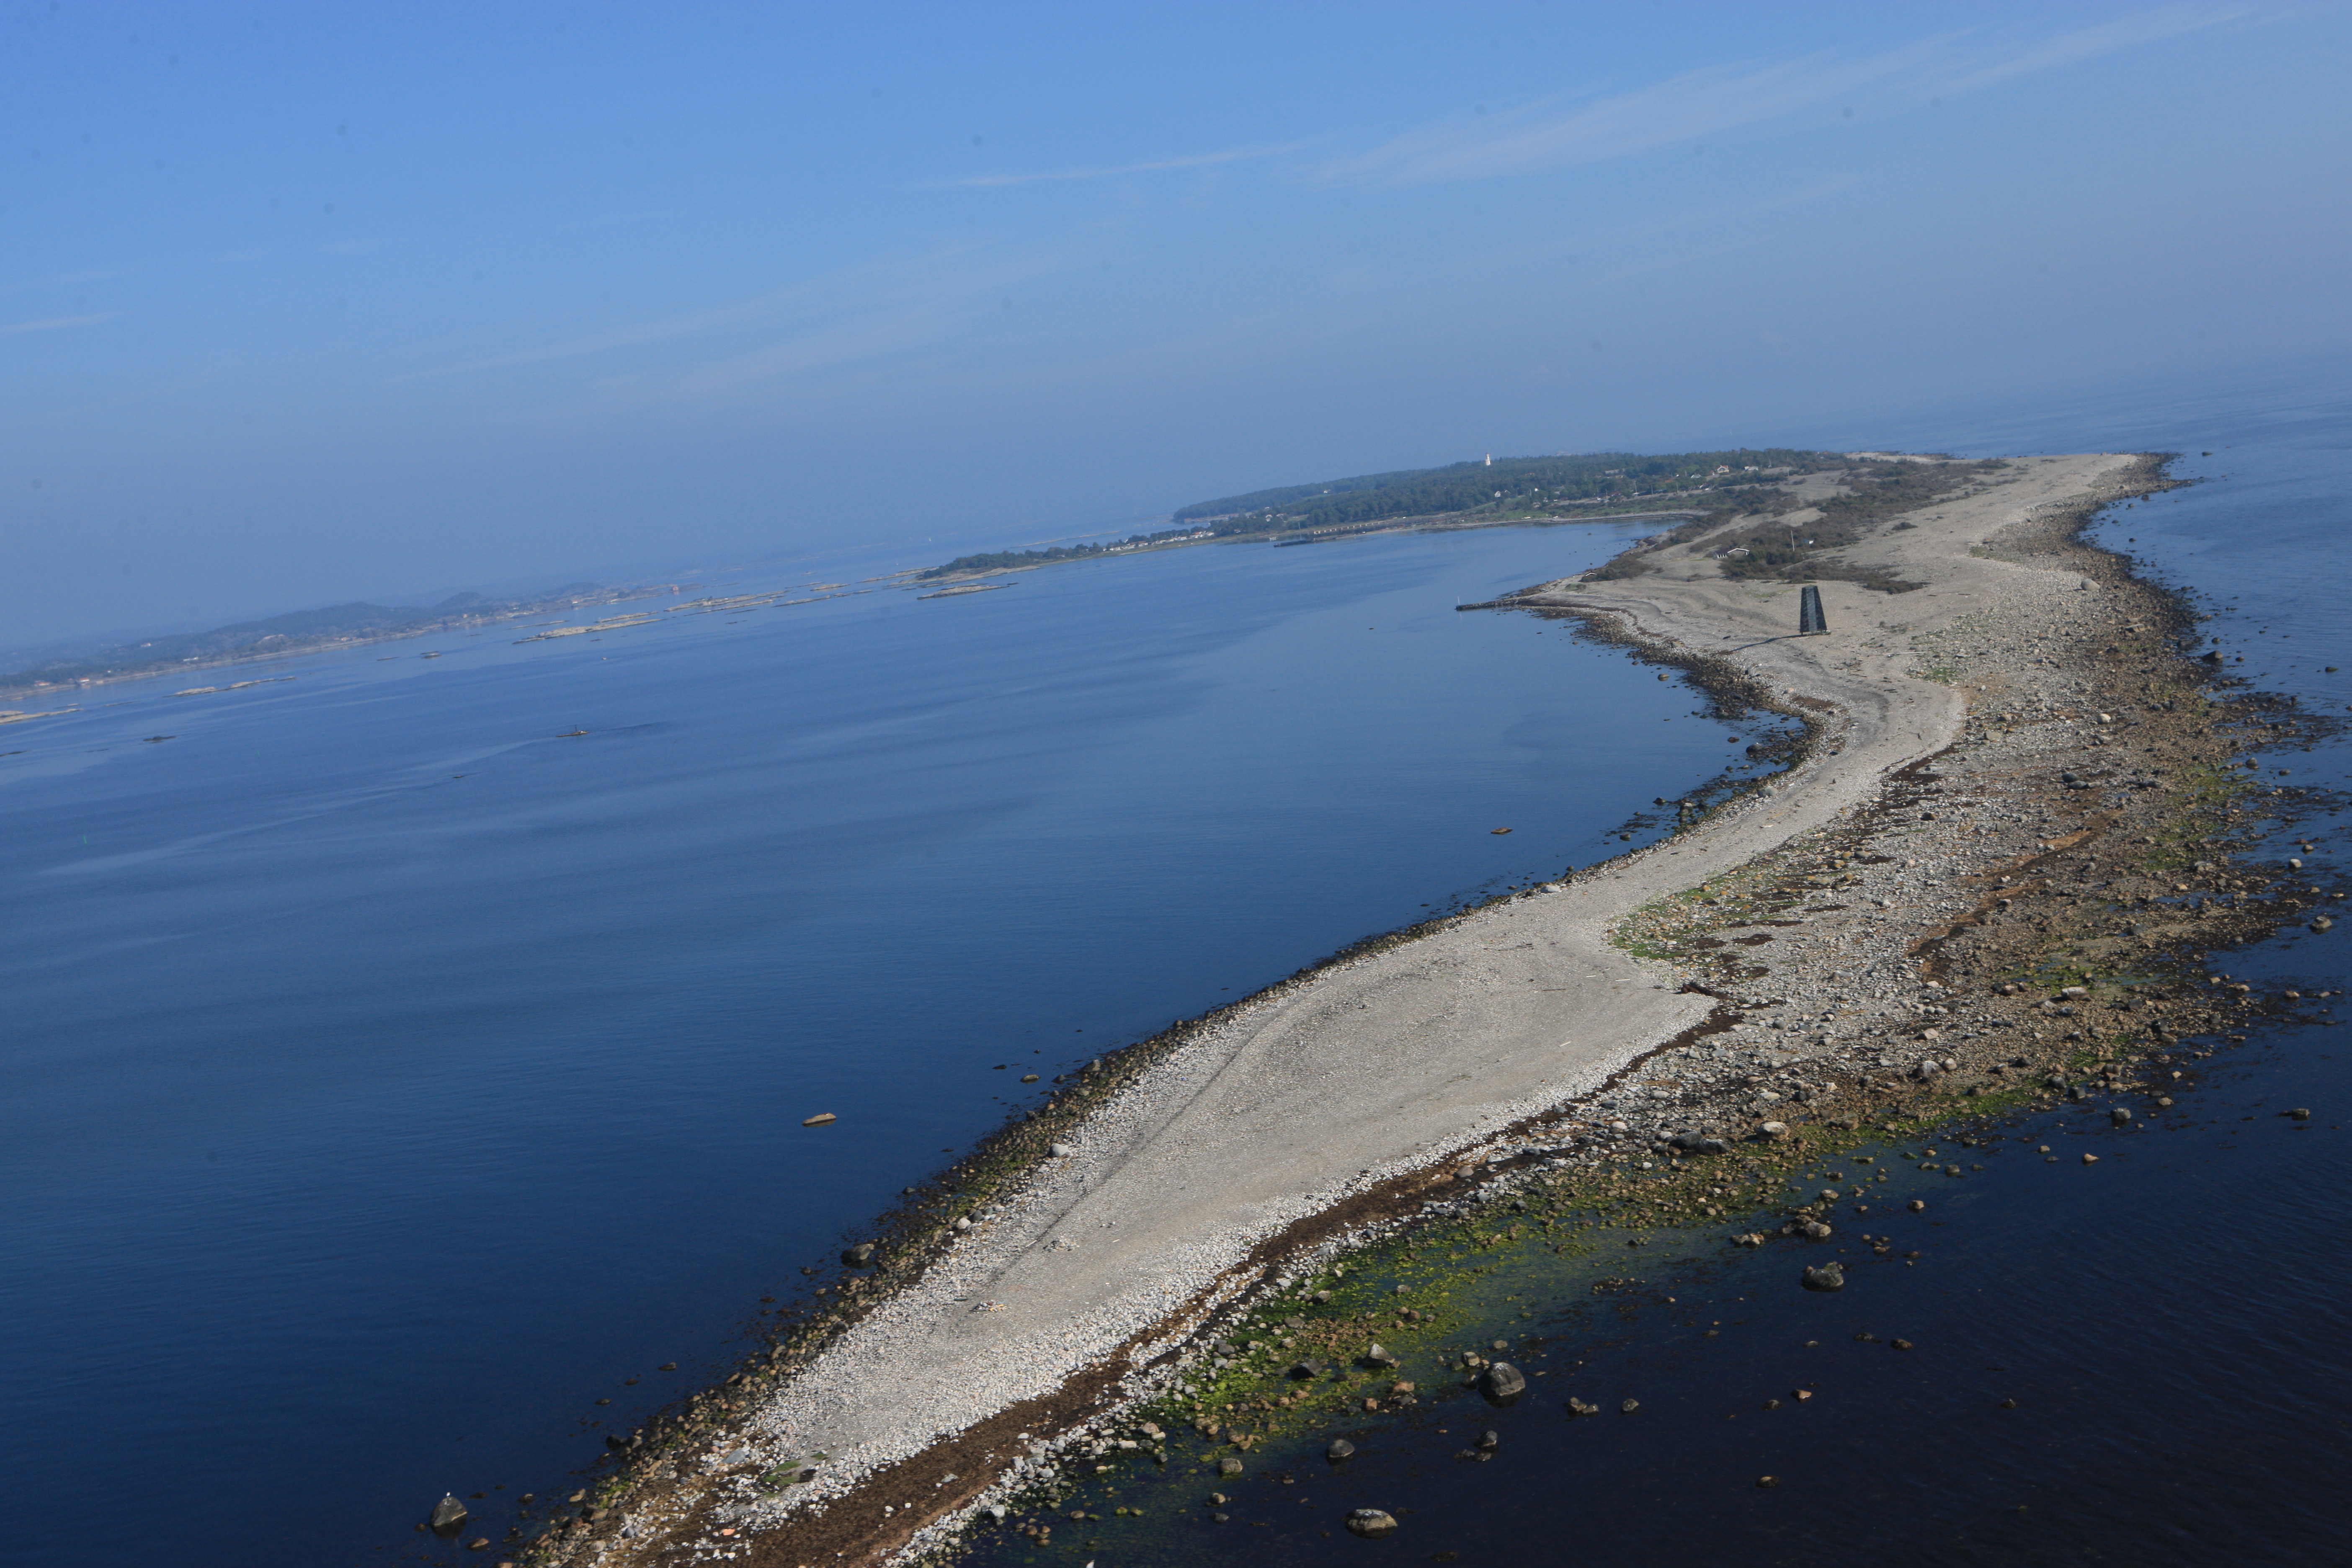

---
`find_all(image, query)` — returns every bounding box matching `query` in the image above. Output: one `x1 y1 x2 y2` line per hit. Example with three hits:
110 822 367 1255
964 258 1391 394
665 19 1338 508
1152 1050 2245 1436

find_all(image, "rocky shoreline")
477 451 2340 1568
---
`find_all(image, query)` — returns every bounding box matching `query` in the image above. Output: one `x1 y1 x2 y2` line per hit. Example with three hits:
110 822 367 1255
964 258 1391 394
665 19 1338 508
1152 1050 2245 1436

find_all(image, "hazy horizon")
8 1 2348 647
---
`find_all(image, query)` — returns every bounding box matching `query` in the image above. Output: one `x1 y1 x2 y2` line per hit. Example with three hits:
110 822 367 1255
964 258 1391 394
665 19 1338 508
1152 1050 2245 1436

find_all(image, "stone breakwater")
497 453 2335 1568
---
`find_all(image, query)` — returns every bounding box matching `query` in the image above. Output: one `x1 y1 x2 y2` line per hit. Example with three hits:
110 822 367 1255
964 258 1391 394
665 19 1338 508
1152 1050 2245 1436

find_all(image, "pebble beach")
519 450 2333 1568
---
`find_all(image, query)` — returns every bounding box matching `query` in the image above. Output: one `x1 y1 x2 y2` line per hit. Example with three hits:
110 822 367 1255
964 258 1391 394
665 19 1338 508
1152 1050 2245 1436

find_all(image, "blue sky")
4 1 2347 645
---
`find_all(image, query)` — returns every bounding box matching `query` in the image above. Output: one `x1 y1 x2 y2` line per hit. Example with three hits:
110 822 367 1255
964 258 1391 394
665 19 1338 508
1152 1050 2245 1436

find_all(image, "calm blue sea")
0 513 1749 1565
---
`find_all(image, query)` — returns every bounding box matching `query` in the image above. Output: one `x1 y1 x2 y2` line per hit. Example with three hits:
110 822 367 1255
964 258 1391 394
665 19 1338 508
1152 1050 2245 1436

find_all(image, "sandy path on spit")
652 452 2145 1550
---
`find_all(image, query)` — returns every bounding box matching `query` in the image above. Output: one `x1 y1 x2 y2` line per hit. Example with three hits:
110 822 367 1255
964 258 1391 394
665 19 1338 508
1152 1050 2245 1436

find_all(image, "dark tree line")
1171 448 1826 533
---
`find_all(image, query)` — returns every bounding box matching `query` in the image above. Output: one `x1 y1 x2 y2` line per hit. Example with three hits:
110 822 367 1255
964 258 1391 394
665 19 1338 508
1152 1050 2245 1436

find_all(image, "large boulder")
1478 1361 1527 1406
428 1495 468 1537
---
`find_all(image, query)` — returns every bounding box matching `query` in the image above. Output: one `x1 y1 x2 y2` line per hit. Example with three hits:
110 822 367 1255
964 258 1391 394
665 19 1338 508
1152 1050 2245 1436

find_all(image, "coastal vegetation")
1173 449 1827 532
915 448 1830 581
1585 456 2006 588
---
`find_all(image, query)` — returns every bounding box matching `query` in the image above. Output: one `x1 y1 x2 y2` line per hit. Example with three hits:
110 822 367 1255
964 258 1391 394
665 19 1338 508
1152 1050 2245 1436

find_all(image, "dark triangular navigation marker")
1798 584 1828 635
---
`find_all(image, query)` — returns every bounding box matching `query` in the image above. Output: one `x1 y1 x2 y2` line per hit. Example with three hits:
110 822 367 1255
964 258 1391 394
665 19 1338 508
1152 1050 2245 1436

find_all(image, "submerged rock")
1801 1262 1846 1293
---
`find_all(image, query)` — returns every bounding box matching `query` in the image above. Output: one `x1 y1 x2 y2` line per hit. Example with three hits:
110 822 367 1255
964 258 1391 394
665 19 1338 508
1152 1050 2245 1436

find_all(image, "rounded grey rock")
1478 1361 1527 1406
1345 1508 1399 1540
429 1495 468 1537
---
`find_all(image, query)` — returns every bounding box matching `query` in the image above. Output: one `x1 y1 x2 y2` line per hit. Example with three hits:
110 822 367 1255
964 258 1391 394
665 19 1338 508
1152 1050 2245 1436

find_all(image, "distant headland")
0 581 676 700
910 446 1839 583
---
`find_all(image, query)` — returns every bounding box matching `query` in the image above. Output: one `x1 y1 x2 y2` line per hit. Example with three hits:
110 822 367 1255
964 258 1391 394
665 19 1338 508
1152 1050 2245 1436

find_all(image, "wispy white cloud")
1327 8 2246 186
402 243 1074 418
956 144 1299 188
1325 39 1957 185
0 265 137 297
0 311 121 335
1940 5 2245 93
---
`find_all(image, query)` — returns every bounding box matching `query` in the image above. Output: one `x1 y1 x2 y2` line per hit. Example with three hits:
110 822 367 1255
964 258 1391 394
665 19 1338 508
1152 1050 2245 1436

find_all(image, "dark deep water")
952 361 2352 1568
7 358 2351 1568
0 513 1753 1566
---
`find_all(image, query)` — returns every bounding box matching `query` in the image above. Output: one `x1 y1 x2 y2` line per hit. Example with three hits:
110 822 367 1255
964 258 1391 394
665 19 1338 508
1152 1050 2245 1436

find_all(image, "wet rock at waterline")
428 1495 468 1537
841 1242 876 1268
1346 1509 1400 1539
1326 1438 1357 1462
1802 1262 1847 1292
1478 1361 1527 1405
